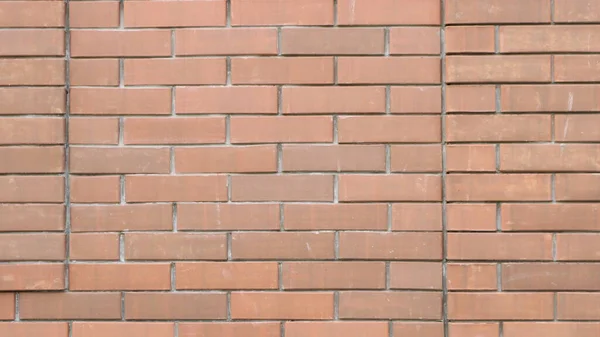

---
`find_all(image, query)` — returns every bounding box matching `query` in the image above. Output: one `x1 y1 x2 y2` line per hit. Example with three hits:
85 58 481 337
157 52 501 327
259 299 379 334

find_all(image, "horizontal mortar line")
68 24 444 30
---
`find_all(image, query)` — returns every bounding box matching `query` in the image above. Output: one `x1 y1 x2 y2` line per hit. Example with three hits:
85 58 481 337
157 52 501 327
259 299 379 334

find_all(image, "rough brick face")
3 0 600 336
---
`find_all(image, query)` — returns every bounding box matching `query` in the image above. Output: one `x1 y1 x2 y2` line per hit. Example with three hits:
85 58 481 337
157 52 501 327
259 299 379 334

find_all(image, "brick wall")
1 0 600 336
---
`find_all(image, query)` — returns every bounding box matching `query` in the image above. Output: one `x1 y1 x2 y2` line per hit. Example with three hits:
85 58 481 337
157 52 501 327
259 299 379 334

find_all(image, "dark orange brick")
231 0 333 26
124 0 225 27
339 291 441 319
282 145 385 172
69 263 171 291
338 0 440 25
231 292 334 320
175 262 278 290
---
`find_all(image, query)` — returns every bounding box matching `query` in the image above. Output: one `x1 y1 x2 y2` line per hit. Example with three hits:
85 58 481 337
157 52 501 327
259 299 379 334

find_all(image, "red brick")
338 116 441 143
286 322 389 337
447 144 496 172
447 174 552 201
0 264 64 291
339 174 441 202
558 293 600 320
390 86 442 114
555 0 600 22
394 323 444 337
124 0 225 27
232 57 334 84
446 85 496 112
555 55 600 82
389 262 442 290
282 262 385 289
338 232 442 260
177 203 280 231
447 233 553 261
125 233 226 260
125 293 226 320
447 263 497 290
504 323 600 337
282 86 385 114
391 203 442 231
446 114 552 142
0 87 65 115
556 174 600 201
0 176 64 203
231 175 333 202
69 263 171 291
231 116 332 143
0 293 14 320
176 28 277 55
0 323 68 337
0 30 64 56
281 28 384 55
126 175 227 202
69 117 119 144
20 292 121 319
0 146 63 173
338 57 440 84
176 262 278 290
71 204 173 232
448 292 554 320
0 1 64 27
0 204 64 232
71 30 171 57
71 147 170 174
124 117 225 144
70 59 119 86
502 263 600 290
390 145 442 172
0 233 64 261
71 88 171 115
125 58 226 85
71 174 120 203
231 292 334 320
178 323 280 337
446 26 495 54
72 322 174 337
556 114 600 141
70 233 120 261
500 26 600 53
447 203 497 231
0 117 64 144
449 323 499 337
69 1 119 28
338 0 440 25
232 232 334 260
389 27 440 55
339 291 441 319
283 204 388 230
0 59 64 85
70 176 120 203
502 203 600 231
231 0 333 26
501 144 600 172
501 85 600 112
446 55 551 83
175 146 277 173
176 86 277 114
446 0 551 24
556 234 600 261
282 145 385 172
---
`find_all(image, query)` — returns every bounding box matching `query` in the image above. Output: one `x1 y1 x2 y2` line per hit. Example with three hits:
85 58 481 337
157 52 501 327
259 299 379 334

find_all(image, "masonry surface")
2 0 600 336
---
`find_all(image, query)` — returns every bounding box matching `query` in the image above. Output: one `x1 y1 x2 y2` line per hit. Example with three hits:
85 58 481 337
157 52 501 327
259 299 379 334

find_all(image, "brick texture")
2 0 598 336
